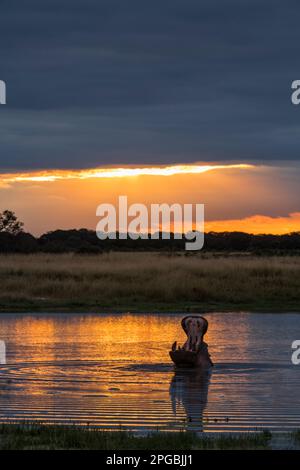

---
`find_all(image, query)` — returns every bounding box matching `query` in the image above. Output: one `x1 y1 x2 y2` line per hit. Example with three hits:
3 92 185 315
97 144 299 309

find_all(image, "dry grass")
0 423 272 450
0 252 300 312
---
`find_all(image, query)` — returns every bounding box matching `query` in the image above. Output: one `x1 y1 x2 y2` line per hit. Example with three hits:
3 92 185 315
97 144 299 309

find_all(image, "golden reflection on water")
3 313 253 360
0 313 298 431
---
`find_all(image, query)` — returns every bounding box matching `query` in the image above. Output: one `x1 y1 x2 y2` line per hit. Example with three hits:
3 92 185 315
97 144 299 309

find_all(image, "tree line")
1 210 300 254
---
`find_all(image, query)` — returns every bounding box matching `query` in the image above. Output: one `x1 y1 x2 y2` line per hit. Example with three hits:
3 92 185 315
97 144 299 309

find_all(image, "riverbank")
0 424 277 450
0 252 300 313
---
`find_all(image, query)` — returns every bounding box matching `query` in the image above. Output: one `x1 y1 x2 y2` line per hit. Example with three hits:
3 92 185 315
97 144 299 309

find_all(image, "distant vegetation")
1 209 300 254
1 227 300 254
1 252 300 312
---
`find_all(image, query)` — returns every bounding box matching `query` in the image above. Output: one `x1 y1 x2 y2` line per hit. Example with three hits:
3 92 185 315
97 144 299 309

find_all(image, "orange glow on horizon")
0 163 254 185
0 162 299 236
205 212 300 235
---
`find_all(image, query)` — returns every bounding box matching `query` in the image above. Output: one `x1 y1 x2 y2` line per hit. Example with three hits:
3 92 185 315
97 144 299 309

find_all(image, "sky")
0 1 300 234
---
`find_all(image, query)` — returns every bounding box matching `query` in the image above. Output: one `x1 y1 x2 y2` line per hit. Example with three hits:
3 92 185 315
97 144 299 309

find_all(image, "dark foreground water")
0 312 300 432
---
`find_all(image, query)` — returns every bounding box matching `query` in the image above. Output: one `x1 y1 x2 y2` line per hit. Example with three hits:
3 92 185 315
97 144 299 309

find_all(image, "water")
0 312 300 432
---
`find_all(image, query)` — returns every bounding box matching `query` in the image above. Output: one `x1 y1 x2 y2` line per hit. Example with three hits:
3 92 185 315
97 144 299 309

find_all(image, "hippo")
169 315 213 368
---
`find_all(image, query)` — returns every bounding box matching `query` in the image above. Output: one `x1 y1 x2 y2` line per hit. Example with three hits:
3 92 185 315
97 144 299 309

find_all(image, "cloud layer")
1 1 300 169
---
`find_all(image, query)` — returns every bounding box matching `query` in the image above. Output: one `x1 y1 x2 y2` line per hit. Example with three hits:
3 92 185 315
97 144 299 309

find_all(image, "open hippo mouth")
169 315 213 368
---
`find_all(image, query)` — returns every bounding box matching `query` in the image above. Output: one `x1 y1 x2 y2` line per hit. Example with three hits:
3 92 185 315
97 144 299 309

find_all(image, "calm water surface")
0 313 300 432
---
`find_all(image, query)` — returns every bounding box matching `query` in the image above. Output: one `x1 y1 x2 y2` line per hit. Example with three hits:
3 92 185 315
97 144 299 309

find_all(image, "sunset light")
0 163 254 185
1 0 300 450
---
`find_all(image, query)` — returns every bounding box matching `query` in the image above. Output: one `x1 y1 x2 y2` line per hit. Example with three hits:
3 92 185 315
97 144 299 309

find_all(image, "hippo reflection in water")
169 315 213 368
169 367 211 431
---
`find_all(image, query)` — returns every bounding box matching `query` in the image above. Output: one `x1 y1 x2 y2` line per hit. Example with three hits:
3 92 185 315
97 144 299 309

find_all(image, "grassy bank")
0 252 300 312
0 423 273 450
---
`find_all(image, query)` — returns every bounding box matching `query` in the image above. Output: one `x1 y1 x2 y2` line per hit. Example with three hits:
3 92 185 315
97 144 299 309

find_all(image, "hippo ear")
202 318 208 336
181 317 188 334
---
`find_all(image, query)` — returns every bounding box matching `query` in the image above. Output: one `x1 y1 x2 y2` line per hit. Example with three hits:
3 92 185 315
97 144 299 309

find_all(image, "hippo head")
169 315 212 368
181 315 208 352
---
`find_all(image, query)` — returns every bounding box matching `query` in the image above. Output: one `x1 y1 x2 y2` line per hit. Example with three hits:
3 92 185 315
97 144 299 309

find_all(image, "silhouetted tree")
0 210 24 235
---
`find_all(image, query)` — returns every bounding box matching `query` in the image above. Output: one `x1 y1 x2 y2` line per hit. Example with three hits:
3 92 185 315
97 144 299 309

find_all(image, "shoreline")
0 423 293 450
1 308 300 314
0 303 300 314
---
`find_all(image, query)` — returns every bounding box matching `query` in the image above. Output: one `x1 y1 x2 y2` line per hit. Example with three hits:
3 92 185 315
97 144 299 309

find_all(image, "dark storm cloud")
0 0 300 169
